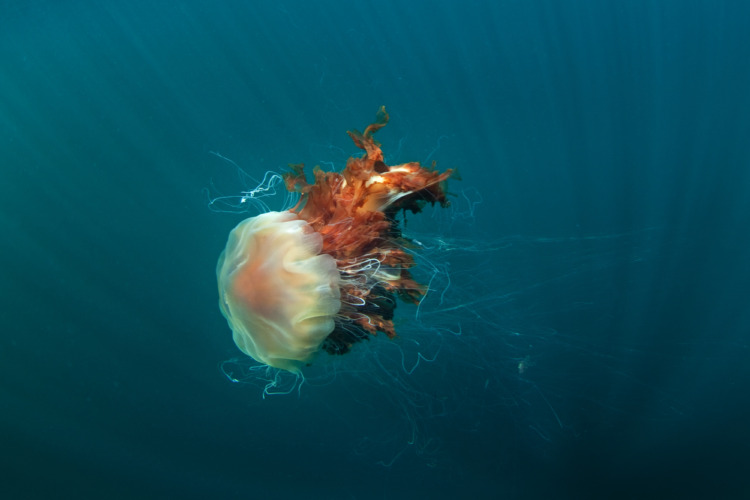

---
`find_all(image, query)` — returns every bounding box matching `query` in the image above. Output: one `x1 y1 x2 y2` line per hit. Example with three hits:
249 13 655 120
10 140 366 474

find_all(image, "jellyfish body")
217 211 341 372
217 107 453 372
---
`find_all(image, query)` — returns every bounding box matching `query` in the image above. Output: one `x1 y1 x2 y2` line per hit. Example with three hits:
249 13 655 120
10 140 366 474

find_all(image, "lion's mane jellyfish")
217 107 453 372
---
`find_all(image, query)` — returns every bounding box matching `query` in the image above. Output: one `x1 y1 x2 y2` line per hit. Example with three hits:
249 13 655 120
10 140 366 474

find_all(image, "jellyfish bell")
216 211 341 372
216 107 453 373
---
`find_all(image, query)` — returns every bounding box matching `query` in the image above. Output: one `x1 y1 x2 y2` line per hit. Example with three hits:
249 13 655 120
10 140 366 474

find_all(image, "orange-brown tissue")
283 106 453 356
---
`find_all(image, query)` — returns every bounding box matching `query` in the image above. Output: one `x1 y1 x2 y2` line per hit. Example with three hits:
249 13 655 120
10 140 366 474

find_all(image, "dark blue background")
2 1 749 498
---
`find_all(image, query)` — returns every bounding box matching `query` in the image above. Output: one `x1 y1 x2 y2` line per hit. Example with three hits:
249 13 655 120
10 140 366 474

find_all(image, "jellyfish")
216 107 454 373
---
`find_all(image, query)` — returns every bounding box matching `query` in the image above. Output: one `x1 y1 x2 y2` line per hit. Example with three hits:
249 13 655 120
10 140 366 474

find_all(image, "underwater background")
2 0 749 498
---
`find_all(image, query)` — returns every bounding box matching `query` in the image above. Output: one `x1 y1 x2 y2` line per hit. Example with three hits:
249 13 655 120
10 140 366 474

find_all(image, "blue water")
2 0 749 498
